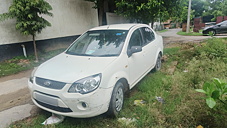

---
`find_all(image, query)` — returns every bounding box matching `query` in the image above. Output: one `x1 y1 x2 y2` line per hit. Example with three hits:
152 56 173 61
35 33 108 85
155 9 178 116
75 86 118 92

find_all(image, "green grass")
177 31 203 36
163 47 180 55
0 48 65 78
158 29 168 33
8 38 227 127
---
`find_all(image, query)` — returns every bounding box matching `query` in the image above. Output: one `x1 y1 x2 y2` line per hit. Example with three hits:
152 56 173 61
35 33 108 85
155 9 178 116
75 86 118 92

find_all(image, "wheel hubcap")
210 30 215 36
115 87 123 112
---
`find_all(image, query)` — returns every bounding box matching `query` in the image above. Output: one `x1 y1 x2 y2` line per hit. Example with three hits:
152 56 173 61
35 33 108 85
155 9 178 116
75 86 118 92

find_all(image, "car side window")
140 27 155 46
222 22 227 26
128 29 142 49
219 21 227 26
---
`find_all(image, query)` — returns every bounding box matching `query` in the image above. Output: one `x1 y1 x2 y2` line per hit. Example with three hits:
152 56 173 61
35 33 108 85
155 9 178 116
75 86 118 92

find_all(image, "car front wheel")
209 30 216 36
107 81 124 117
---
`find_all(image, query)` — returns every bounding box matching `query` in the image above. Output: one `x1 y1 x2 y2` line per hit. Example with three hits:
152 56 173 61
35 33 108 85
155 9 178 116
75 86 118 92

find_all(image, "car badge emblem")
44 81 51 86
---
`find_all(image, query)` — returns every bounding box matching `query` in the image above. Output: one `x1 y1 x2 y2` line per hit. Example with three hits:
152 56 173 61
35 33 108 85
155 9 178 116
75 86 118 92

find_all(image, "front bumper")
28 78 113 118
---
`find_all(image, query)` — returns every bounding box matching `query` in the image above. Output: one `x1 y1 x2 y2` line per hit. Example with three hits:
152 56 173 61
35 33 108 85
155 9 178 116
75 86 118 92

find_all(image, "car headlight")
68 73 101 94
29 67 38 83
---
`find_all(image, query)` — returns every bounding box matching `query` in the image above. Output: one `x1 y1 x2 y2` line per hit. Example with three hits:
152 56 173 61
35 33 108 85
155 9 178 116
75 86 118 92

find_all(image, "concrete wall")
106 12 130 25
0 0 98 61
0 0 98 45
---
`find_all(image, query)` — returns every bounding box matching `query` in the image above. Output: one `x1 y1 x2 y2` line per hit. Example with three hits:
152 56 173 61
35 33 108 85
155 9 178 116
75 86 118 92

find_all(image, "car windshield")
217 21 227 26
66 30 128 57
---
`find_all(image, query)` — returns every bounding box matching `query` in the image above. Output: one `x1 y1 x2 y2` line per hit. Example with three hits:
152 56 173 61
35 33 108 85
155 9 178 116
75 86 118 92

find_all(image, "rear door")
140 27 157 71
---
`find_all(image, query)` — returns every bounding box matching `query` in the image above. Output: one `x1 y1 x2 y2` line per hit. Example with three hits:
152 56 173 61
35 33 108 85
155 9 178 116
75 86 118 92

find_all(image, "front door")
127 28 146 87
219 21 227 33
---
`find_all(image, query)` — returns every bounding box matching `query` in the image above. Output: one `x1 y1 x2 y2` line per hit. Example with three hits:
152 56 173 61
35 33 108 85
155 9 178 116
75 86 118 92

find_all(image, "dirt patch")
167 61 178 75
0 88 32 112
163 36 205 44
0 69 33 83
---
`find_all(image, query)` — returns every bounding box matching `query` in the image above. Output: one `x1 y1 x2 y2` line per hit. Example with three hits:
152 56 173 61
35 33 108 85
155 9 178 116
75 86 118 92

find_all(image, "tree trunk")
32 35 38 62
151 20 154 29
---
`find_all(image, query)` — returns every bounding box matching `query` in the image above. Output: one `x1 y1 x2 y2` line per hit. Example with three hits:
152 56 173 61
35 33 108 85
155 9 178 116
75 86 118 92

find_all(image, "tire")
107 81 124 117
209 30 216 36
153 53 162 72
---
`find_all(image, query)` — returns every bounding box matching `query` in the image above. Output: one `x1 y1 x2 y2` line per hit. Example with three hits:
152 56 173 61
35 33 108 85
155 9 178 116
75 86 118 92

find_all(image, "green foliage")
182 54 227 88
196 78 227 108
0 0 53 36
203 0 227 21
171 0 195 23
115 0 181 23
191 0 206 17
195 38 227 61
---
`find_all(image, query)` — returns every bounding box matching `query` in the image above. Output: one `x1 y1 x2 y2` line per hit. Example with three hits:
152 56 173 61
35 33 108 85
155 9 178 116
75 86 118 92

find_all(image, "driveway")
0 70 39 128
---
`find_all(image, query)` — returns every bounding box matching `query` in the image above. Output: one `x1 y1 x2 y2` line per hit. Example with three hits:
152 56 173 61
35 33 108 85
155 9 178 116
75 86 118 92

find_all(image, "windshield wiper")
65 51 90 56
65 51 118 57
97 54 118 57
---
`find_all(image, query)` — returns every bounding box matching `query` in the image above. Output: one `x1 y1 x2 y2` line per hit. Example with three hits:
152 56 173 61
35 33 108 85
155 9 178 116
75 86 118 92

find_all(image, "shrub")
195 38 227 62
182 54 227 88
196 78 227 108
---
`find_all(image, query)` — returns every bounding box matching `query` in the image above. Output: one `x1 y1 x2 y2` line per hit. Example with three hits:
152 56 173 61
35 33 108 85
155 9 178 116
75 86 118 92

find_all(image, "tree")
115 0 181 26
203 0 227 21
171 0 195 23
85 0 105 25
0 0 53 62
191 0 206 17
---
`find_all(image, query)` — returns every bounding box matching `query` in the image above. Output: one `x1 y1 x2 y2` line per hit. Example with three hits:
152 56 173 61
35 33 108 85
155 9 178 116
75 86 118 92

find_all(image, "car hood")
35 53 117 83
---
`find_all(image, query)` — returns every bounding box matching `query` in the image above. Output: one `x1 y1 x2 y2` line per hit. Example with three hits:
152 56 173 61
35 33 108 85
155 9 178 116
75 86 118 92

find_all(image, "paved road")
0 70 37 128
157 28 227 44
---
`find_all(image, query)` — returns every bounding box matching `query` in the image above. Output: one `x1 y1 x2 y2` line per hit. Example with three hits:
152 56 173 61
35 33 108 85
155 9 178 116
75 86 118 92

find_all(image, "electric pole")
186 0 192 33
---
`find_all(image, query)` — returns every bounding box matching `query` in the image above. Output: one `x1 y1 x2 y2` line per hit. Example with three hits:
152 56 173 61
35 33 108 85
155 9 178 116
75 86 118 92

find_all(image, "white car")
28 24 163 118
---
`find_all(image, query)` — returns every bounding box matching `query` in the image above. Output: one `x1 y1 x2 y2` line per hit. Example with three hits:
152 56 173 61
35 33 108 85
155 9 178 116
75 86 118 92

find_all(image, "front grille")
36 77 66 90
35 99 73 113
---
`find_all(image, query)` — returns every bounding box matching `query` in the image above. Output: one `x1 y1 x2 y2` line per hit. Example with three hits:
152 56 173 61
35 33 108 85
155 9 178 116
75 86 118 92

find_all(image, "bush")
195 38 227 62
196 78 227 108
182 54 227 88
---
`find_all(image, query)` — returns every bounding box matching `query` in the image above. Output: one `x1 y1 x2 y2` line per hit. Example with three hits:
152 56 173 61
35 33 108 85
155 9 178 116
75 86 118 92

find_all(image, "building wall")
0 0 98 61
106 12 130 25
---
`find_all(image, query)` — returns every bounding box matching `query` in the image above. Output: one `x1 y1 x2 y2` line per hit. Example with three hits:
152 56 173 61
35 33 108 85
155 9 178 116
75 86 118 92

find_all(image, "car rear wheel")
107 81 124 117
153 53 162 71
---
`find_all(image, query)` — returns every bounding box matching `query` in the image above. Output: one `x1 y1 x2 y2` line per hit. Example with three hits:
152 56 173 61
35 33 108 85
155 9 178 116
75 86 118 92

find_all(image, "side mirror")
127 46 142 57
217 25 221 27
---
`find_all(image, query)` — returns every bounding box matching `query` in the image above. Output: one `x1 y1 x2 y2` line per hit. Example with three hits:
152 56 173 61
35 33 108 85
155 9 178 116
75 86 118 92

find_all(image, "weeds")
195 38 227 61
0 48 65 78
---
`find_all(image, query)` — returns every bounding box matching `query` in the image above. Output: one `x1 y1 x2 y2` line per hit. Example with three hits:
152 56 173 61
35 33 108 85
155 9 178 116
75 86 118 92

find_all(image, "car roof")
89 24 148 31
